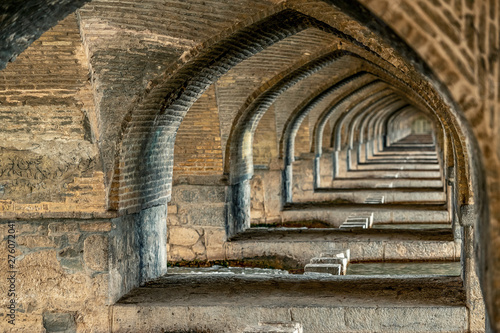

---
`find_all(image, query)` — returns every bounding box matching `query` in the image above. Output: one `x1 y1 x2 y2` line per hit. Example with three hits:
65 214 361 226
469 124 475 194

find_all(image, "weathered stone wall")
253 106 279 168
0 219 111 332
294 114 311 157
173 86 224 176
0 213 161 332
291 158 315 202
0 15 106 218
250 169 283 224
167 183 227 261
356 1 496 329
0 0 497 331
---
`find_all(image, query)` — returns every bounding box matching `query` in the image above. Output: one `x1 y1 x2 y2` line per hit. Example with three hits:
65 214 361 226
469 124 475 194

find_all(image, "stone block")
244 321 303 333
310 257 348 274
172 185 226 203
344 306 467 331
83 234 108 271
204 228 226 248
169 226 200 246
192 239 206 255
289 306 346 332
167 204 178 214
348 242 384 261
321 249 350 262
167 214 182 226
17 235 56 248
79 222 112 232
304 263 342 275
67 233 81 243
48 223 79 236
170 246 196 261
339 221 367 229
43 312 76 333
181 204 226 227
384 241 455 261
206 246 226 261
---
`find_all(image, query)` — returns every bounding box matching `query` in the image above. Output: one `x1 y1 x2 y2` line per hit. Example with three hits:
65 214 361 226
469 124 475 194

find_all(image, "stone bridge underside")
0 0 499 332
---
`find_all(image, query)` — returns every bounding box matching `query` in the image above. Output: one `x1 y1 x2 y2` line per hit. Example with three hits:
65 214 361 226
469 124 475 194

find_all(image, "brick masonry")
0 0 498 331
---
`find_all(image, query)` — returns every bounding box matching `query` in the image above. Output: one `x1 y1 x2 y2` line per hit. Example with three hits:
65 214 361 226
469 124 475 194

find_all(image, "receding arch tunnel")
1 1 497 332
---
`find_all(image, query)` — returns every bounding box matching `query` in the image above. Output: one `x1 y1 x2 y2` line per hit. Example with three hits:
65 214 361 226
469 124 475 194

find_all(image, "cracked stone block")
311 257 348 274
320 249 350 262
243 321 303 333
43 312 76 333
304 263 342 275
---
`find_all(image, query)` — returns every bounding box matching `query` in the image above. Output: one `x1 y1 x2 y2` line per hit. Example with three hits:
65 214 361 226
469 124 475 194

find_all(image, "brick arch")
224 50 368 234
278 72 375 201
224 46 417 232
110 9 313 212
347 97 403 149
106 2 487 299
278 51 429 202
109 1 418 214
226 50 363 182
110 8 386 213
0 0 91 70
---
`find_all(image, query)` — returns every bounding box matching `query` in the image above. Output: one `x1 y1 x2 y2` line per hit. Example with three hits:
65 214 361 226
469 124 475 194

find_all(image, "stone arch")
104 3 486 312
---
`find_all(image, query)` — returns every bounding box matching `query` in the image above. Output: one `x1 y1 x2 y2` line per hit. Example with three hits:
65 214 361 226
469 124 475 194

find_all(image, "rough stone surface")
83 234 108 271
0 0 495 331
112 275 467 333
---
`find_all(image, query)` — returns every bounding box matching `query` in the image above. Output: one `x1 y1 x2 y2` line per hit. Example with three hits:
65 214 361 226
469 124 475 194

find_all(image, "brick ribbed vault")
0 0 495 329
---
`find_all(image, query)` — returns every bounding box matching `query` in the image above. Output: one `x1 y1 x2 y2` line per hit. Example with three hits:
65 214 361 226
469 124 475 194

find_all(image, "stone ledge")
112 275 467 332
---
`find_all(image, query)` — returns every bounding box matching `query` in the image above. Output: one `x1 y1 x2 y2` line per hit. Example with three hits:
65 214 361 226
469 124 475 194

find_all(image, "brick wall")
0 15 106 218
173 85 224 176
294 114 311 156
0 219 112 331
253 105 279 167
356 1 497 329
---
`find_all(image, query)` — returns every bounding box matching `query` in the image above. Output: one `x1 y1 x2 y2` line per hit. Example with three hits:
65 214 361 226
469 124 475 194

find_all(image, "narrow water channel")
346 261 461 276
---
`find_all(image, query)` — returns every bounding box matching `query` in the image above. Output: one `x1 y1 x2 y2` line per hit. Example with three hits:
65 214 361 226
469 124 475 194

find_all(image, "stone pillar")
227 179 251 238
333 150 340 178
283 164 293 203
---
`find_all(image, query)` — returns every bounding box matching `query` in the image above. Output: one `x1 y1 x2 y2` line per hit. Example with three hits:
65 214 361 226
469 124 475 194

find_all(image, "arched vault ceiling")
296 73 378 150
215 28 341 154
268 56 364 147
79 0 274 45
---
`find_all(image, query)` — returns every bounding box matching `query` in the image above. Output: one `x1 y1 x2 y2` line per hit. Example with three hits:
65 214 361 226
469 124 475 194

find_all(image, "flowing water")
372 223 451 229
168 265 290 275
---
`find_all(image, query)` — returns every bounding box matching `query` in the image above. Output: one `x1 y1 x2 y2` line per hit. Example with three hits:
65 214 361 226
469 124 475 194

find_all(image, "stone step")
337 170 441 178
339 222 367 229
228 228 458 263
310 257 348 274
346 214 373 227
365 196 385 204
368 157 437 163
354 164 440 171
282 203 449 225
304 263 342 275
321 249 350 261
330 179 443 188
111 275 468 333
294 189 445 204
243 321 303 333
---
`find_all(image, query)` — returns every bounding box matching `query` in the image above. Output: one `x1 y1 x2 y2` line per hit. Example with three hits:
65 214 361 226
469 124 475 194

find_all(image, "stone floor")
112 274 467 332
124 135 472 332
